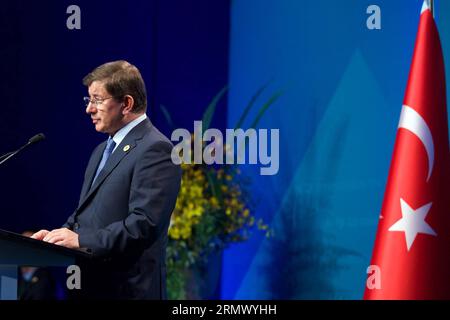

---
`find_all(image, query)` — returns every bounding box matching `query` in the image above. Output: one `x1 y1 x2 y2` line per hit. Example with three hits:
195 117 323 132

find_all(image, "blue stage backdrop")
223 0 450 299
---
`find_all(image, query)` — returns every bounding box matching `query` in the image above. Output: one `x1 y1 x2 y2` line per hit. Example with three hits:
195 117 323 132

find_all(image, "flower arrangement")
162 84 281 299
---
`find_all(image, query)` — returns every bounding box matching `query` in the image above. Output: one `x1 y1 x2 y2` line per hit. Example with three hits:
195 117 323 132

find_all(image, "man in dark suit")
32 60 181 299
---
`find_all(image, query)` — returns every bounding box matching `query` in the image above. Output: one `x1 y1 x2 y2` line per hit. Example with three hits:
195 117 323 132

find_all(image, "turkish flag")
365 1 450 299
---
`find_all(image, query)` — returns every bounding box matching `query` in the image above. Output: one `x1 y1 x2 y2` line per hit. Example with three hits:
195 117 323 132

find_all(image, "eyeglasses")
83 96 114 107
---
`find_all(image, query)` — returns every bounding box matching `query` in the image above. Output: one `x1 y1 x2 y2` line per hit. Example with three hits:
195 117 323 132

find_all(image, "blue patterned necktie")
92 137 116 186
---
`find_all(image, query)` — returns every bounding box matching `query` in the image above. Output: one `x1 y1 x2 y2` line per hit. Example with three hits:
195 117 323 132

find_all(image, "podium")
0 228 91 300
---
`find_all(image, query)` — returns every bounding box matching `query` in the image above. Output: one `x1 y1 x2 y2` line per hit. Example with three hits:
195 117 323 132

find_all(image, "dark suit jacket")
63 118 181 299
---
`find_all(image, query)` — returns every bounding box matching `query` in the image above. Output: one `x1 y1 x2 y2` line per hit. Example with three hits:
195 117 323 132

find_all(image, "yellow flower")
180 226 192 239
209 197 219 209
168 155 270 268
169 227 180 240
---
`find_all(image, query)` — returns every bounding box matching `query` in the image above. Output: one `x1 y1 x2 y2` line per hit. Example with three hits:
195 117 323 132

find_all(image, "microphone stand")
0 134 46 167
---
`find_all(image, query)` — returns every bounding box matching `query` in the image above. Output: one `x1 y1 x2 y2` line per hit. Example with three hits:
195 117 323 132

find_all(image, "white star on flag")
388 198 437 251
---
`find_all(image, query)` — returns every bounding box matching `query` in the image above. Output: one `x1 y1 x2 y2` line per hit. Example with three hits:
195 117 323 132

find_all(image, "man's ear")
122 95 135 115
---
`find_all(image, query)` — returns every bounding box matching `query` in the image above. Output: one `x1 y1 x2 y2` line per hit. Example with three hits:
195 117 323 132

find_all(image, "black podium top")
0 228 92 266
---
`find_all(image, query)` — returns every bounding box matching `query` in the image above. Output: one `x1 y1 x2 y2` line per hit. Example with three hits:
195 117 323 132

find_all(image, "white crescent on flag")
398 105 434 182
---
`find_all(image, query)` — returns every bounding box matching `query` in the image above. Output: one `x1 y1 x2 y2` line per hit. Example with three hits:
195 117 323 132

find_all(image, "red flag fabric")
365 1 450 299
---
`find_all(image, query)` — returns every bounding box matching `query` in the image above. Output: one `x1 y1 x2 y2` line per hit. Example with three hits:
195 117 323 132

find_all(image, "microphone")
0 133 46 166
28 133 46 145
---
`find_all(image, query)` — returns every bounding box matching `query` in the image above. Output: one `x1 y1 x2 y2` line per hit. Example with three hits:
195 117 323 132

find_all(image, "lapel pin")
123 145 130 152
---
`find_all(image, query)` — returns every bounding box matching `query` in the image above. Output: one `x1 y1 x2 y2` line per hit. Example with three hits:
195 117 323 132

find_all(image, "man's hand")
36 228 80 249
31 229 50 240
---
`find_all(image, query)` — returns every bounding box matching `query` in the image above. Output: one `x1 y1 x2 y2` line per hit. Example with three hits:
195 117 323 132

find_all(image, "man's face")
86 81 124 136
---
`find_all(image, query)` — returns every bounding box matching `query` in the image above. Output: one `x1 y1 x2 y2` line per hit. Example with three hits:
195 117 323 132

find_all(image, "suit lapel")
80 142 105 201
76 119 152 212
